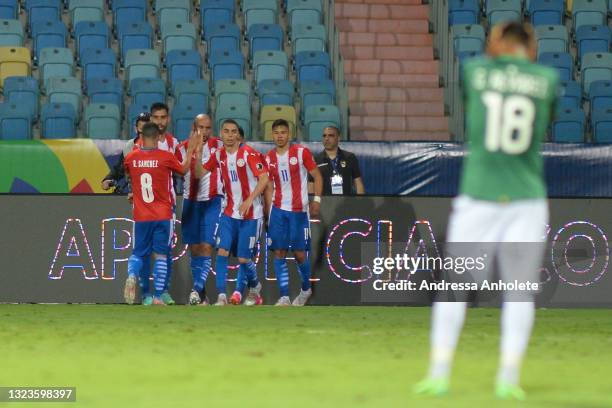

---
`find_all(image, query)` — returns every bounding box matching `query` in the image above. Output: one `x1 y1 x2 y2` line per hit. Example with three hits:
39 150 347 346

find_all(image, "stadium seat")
172 103 198 140
581 52 612 95
113 0 147 29
0 47 31 88
591 108 612 142
166 49 201 84
243 0 278 32
208 49 244 84
69 0 105 27
258 79 294 106
535 25 568 56
247 24 284 59
576 26 611 61
80 48 115 83
253 50 288 87
0 0 17 19
588 80 612 111
260 105 296 140
26 0 62 33
32 20 67 62
299 79 335 120
39 48 74 88
118 21 153 63
46 76 82 120
201 0 235 37
558 80 582 108
287 0 322 27
3 76 39 118
456 51 482 72
204 23 241 53
487 0 522 25
304 104 340 142
85 103 121 139
295 51 331 82
215 103 251 138
156 0 191 27
74 21 110 62
451 24 486 53
448 0 479 25
572 0 607 33
0 19 23 47
530 0 564 25
215 79 251 110
86 78 124 113
538 52 573 81
161 22 196 54
291 24 326 56
125 49 160 83
172 78 209 112
128 102 150 138
0 102 33 139
551 106 585 142
129 77 166 108
41 102 77 138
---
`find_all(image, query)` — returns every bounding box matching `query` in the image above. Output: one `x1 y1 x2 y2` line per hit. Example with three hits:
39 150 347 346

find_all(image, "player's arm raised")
178 130 202 175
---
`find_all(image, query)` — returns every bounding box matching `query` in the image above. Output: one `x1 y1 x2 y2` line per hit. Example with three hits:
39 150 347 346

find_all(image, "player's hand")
239 198 253 217
127 192 133 203
101 180 112 191
309 201 320 218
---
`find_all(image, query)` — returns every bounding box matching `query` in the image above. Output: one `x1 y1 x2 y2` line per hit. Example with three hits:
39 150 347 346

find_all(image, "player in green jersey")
414 22 560 400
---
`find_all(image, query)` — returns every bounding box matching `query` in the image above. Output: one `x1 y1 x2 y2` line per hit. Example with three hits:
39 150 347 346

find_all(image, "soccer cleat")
244 282 263 306
214 293 228 306
229 291 242 305
123 275 137 305
495 382 526 401
142 295 154 306
412 377 449 396
188 290 201 305
291 288 312 306
160 291 175 305
152 297 166 306
275 296 291 306
199 296 210 306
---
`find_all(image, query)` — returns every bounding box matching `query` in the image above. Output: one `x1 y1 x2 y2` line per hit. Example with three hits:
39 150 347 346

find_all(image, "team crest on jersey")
341 160 346 168
211 147 216 154
237 158 245 167
289 157 298 165
256 163 264 171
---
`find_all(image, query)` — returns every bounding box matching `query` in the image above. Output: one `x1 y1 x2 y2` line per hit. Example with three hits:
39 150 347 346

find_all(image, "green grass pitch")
0 305 610 408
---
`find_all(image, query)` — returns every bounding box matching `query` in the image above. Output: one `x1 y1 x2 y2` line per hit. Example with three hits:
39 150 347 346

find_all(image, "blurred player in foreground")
264 119 323 306
414 22 559 400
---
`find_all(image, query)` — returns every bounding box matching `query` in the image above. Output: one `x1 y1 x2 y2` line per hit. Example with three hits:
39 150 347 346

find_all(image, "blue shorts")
133 220 173 257
181 196 222 245
268 207 310 251
215 214 262 259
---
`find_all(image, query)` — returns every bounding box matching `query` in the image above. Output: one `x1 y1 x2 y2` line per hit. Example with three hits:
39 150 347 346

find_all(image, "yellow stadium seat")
0 47 31 88
566 0 573 13
260 104 296 140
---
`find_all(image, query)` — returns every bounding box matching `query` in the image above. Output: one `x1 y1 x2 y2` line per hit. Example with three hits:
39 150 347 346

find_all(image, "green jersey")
460 55 560 202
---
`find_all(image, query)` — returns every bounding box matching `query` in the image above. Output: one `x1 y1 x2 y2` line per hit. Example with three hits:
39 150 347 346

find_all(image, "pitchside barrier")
0 195 610 307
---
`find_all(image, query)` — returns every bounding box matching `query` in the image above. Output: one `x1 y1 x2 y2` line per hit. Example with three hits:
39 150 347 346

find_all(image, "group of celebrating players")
121 103 323 307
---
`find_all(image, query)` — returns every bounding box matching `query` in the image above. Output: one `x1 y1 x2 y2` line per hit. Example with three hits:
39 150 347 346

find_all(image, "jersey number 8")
482 91 536 155
141 173 154 203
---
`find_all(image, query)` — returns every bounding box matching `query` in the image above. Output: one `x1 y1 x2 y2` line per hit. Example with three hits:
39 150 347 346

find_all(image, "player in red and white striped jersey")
264 119 323 306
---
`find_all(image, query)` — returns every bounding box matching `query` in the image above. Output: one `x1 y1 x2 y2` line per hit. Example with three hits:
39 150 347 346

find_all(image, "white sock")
428 301 468 380
497 301 535 386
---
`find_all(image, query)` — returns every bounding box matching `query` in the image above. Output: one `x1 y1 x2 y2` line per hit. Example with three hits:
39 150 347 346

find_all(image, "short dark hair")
500 22 532 47
323 125 340 136
222 119 239 129
150 102 169 115
135 112 150 127
141 122 160 139
238 126 245 138
271 119 290 130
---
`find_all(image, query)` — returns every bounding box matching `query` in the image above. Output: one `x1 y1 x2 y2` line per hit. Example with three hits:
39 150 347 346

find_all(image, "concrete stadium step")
344 60 438 75
335 4 429 19
350 102 445 117
340 45 434 60
345 74 440 87
350 115 449 132
335 18 429 33
350 130 451 141
348 87 444 103
339 33 433 47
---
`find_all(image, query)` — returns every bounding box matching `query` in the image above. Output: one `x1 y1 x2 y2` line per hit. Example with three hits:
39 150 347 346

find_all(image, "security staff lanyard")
329 155 343 195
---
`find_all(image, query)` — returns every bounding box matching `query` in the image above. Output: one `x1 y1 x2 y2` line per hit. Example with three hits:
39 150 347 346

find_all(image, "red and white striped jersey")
266 144 317 212
203 145 267 220
177 136 223 201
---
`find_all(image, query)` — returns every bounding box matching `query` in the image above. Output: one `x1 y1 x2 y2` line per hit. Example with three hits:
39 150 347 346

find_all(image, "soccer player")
264 119 323 306
177 114 223 306
414 22 559 400
123 123 199 305
196 119 269 306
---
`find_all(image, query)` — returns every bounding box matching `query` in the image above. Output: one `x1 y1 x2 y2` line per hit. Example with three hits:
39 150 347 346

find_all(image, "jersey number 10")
482 91 536 155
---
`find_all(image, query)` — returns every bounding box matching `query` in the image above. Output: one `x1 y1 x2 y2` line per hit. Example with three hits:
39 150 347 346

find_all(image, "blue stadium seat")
538 52 573 81
118 21 153 63
258 79 294 106
85 103 121 139
576 25 611 61
0 19 23 47
253 50 288 87
201 0 234 37
69 0 105 27
215 103 250 139
165 49 201 84
86 78 124 113
291 24 326 56
208 49 244 83
156 0 191 27
0 0 17 19
41 102 77 139
243 0 278 32
304 104 340 142
551 106 585 142
487 0 522 25
558 80 582 107
0 102 33 139
581 52 612 95
451 24 486 53
591 108 612 142
172 78 209 112
74 21 110 62
204 23 241 53
448 0 479 25
161 22 196 54
295 51 330 82
128 102 150 138
172 103 198 140
125 48 160 83
299 79 335 120
81 48 116 82
215 79 251 110
32 20 67 62
287 0 322 27
27 0 62 33
113 0 147 29
535 25 568 56
572 0 607 33
46 76 82 120
130 77 166 108
3 76 39 119
456 50 482 70
530 0 564 25
247 24 283 59
588 80 612 111
39 48 74 88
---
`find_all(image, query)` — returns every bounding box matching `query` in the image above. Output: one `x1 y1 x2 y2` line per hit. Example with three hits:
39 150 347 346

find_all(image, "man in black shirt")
310 126 365 195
